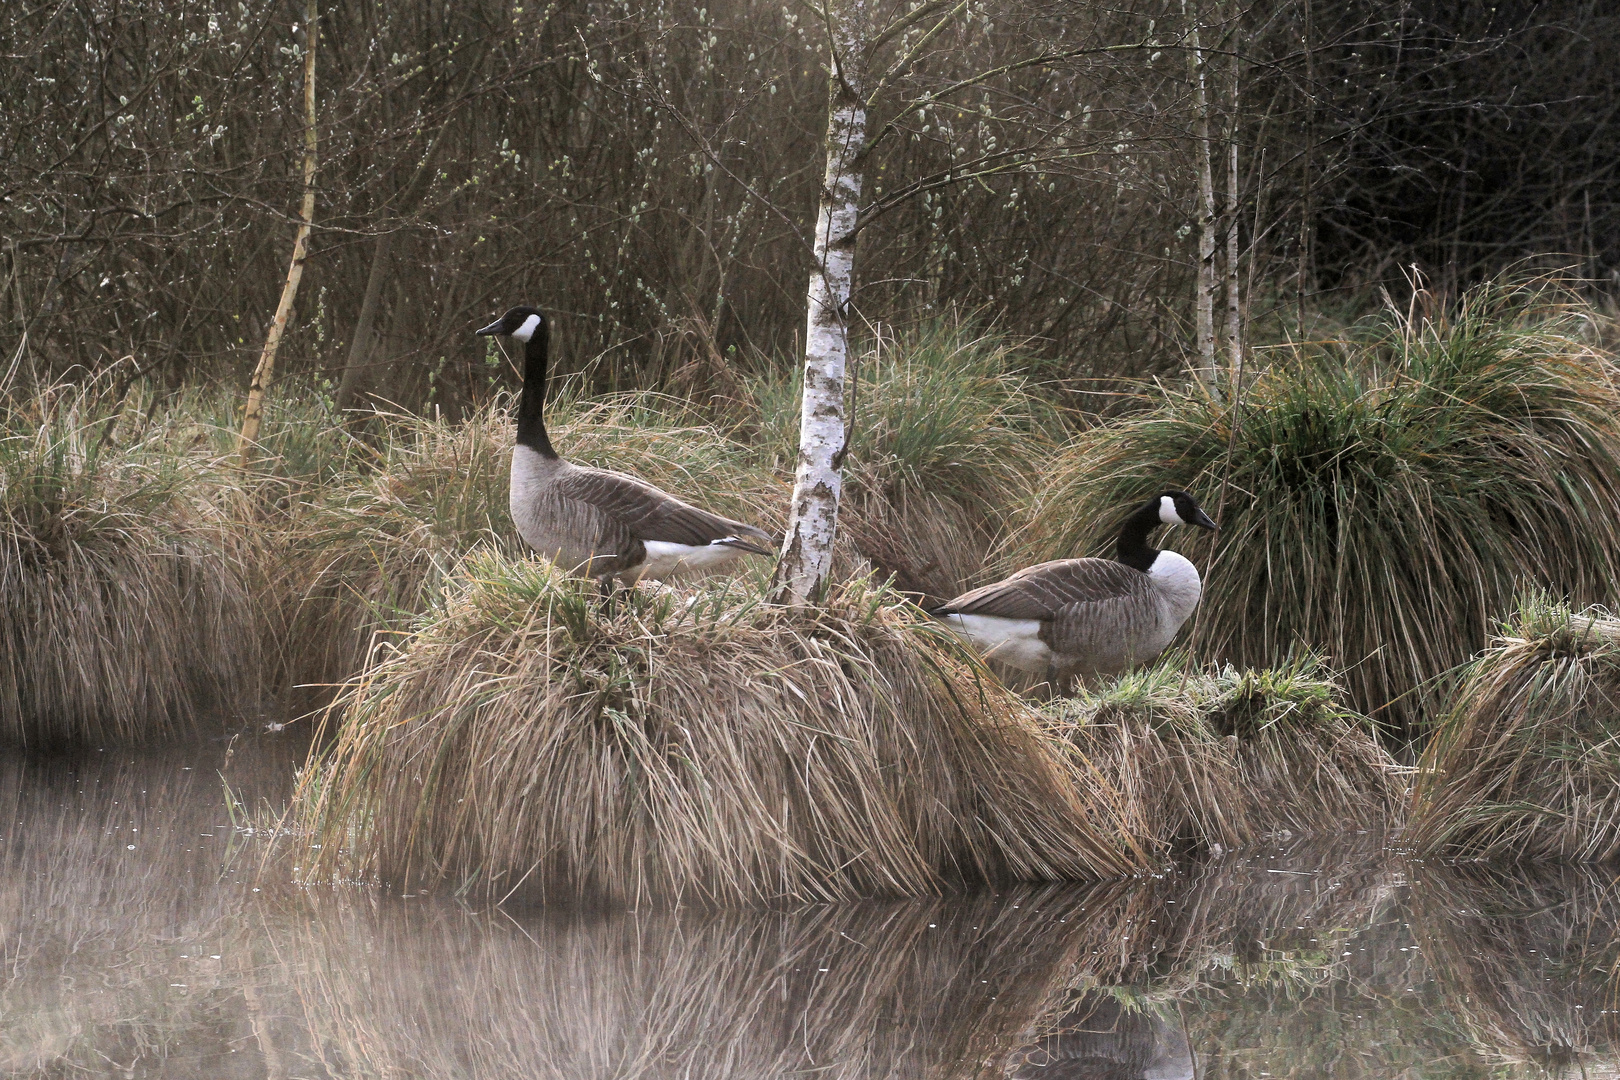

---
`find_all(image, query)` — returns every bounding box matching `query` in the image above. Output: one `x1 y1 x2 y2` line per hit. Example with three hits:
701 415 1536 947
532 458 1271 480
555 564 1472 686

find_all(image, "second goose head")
1114 489 1217 572
475 306 545 342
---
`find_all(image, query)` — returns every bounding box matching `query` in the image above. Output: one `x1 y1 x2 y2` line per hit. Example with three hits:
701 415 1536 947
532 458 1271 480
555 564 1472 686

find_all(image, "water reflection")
0 741 1617 1078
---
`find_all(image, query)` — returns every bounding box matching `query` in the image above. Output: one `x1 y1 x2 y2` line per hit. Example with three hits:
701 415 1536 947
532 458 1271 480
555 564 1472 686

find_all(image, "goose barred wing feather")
552 465 772 549
935 558 1147 619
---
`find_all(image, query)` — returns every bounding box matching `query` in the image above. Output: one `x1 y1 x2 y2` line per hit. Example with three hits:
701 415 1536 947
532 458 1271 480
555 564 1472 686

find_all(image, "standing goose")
475 305 774 583
931 490 1218 680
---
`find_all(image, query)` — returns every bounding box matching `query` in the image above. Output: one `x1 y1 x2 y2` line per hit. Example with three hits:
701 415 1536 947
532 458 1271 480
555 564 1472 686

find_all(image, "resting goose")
931 490 1218 680
475 305 773 583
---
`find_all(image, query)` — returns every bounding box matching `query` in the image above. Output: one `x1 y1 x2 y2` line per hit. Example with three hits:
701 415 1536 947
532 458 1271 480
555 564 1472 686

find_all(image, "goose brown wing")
934 558 1146 619
552 465 771 549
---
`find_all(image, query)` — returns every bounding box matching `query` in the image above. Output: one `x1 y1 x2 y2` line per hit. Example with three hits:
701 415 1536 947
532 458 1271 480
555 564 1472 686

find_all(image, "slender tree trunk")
773 0 869 606
239 0 318 468
1224 41 1243 385
1296 0 1315 329
1186 1 1218 390
333 55 479 412
334 228 392 412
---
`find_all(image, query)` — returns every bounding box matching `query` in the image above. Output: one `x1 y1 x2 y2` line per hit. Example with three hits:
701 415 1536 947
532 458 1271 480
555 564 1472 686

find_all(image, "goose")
475 305 774 583
930 490 1217 680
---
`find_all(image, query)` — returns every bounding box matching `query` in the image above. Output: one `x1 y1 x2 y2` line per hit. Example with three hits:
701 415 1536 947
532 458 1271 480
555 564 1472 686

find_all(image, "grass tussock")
1021 279 1620 731
755 317 1061 602
1044 652 1396 855
295 552 1131 906
1407 594 1620 862
272 392 783 699
0 382 256 744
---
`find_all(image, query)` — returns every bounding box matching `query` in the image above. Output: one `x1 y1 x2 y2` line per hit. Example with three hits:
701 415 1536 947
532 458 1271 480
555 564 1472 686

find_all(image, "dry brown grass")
294 552 1133 906
1407 595 1620 862
1043 653 1398 856
0 384 256 745
271 393 786 705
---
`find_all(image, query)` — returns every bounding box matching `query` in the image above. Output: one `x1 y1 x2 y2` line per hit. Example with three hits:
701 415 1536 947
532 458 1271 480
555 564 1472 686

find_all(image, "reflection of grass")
1409 863 1620 1073
291 884 1104 1080
0 741 301 1074
296 551 1130 905
1021 280 1620 733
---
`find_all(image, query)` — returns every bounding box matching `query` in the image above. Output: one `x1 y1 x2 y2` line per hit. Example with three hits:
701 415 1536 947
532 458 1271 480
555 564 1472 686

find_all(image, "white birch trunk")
1186 2 1219 390
774 1 868 606
1225 51 1243 385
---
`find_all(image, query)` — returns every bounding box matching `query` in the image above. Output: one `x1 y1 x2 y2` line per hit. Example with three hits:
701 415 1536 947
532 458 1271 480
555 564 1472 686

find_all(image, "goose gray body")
509 445 771 581
932 491 1216 679
479 305 772 583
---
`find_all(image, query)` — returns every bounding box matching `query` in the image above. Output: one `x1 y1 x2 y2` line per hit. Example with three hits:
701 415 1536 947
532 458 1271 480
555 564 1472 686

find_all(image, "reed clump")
1022 280 1620 732
295 551 1131 906
1044 653 1396 855
1407 595 1620 862
0 383 256 745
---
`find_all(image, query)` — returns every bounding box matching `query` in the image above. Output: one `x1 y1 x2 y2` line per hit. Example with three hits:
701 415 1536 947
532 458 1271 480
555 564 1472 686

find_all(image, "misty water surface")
1 733 1616 1078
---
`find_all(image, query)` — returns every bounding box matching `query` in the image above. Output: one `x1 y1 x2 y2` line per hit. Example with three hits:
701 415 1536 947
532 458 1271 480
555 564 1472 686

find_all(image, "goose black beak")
1191 507 1219 531
474 319 503 336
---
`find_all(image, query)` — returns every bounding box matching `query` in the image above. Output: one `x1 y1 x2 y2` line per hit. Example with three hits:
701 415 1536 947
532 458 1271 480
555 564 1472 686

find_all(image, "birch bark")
1186 1 1219 390
773 0 869 606
239 0 318 468
1225 45 1243 384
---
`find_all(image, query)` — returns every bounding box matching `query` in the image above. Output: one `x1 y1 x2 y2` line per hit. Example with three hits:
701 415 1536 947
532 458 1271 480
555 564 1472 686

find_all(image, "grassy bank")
0 381 257 744
295 553 1131 905
0 314 1054 742
271 318 1047 706
1044 653 1397 856
1407 595 1620 862
1021 281 1620 733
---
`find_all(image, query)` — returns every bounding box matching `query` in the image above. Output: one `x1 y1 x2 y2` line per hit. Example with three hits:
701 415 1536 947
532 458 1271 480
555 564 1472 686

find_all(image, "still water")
1 731 1616 1079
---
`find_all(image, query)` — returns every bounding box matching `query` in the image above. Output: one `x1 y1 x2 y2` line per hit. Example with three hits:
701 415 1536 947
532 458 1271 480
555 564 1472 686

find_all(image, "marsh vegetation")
4 0 1620 1066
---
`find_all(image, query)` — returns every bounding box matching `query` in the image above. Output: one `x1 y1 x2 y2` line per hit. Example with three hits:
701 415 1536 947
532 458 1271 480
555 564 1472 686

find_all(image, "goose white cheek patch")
512 314 542 342
1159 495 1185 525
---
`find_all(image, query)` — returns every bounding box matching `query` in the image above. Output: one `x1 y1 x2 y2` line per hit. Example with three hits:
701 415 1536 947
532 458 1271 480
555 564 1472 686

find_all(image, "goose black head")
475 305 546 342
1155 490 1218 531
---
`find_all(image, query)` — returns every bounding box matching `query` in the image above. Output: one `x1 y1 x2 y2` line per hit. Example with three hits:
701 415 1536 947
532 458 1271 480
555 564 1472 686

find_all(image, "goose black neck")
1115 501 1162 572
515 320 557 459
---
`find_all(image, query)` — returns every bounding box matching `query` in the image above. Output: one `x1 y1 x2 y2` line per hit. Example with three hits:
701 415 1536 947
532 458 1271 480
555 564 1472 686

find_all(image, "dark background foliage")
2 0 1613 414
